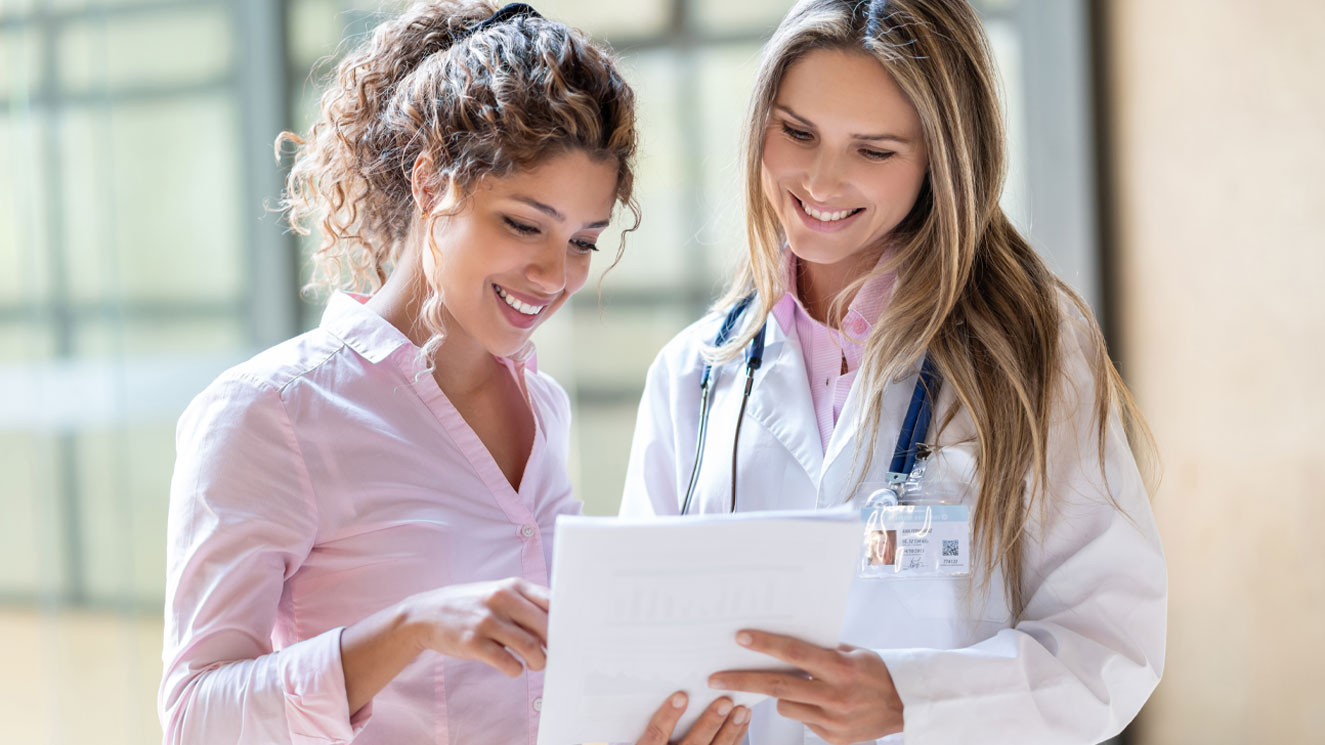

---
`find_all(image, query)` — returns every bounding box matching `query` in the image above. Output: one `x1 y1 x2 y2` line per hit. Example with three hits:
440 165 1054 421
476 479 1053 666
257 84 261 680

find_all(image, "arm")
159 375 361 745
160 376 555 744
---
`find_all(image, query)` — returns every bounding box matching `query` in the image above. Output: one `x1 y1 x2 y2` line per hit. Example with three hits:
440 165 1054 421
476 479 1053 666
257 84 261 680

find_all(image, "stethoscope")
680 294 942 515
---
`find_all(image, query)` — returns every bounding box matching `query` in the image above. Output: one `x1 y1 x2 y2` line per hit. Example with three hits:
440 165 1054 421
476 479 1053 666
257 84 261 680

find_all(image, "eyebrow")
774 105 912 145
512 195 611 229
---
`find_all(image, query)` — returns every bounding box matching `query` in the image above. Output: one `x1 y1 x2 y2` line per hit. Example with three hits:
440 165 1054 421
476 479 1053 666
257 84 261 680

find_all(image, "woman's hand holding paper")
707 630 904 744
634 692 750 745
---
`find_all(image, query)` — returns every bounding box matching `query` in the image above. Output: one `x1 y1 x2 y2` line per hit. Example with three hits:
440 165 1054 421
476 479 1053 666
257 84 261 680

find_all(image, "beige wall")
1107 1 1325 741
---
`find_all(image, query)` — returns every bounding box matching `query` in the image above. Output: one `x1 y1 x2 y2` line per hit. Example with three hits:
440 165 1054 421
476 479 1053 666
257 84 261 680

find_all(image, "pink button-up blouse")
159 292 580 745
771 254 896 450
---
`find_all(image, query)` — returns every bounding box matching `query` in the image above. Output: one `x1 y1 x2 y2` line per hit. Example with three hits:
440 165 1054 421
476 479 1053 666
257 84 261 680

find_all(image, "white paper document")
535 509 862 745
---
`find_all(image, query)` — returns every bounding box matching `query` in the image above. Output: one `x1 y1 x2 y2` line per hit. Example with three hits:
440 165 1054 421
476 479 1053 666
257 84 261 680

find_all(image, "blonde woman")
160 2 748 743
621 0 1165 743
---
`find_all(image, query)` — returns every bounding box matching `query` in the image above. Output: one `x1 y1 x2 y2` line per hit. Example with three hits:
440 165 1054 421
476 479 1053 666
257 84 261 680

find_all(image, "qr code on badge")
942 540 959 557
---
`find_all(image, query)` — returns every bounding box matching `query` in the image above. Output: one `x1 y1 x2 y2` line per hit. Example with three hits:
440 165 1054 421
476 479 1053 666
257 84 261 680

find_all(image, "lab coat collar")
745 314 826 486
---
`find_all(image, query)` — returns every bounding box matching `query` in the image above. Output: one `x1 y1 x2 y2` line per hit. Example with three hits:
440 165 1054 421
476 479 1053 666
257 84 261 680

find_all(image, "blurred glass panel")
0 114 52 306
588 49 687 291
0 433 64 597
572 401 640 515
0 25 41 101
0 0 37 18
57 5 232 94
74 317 246 357
0 323 56 363
540 303 690 391
695 43 762 287
288 0 347 74
534 0 669 40
62 94 243 305
46 0 199 11
77 423 173 605
984 18 1031 233
690 0 787 34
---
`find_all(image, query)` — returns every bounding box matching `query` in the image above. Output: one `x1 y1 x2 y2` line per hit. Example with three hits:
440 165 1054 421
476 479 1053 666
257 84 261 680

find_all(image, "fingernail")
717 699 733 716
733 707 749 725
707 676 723 689
736 632 753 646
671 692 687 709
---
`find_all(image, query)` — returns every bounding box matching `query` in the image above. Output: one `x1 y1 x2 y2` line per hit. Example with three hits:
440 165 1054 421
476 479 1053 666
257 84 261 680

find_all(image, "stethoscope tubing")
681 295 940 515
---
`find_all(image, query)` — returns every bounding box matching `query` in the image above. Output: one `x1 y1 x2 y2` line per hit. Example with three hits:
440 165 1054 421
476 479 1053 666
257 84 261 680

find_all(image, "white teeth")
799 198 858 222
495 286 544 316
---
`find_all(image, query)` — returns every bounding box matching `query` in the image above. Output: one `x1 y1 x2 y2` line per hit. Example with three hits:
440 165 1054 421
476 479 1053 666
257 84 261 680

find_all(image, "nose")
524 243 567 296
804 148 846 202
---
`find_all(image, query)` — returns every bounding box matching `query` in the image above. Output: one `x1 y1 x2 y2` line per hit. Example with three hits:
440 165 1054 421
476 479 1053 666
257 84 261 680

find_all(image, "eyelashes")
778 122 896 161
504 216 598 252
504 216 539 235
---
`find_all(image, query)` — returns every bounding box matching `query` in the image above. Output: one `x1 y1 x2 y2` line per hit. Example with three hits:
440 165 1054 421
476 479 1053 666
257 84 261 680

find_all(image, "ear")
410 152 441 215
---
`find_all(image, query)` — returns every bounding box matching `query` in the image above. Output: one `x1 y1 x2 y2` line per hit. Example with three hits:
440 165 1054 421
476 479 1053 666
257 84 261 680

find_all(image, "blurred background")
0 0 1321 742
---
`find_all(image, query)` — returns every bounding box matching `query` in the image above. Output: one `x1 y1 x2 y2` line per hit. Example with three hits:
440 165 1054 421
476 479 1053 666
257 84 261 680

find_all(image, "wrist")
393 596 434 655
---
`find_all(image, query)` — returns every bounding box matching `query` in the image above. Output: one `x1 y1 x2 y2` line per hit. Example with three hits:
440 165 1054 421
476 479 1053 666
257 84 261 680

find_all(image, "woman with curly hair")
159 3 747 744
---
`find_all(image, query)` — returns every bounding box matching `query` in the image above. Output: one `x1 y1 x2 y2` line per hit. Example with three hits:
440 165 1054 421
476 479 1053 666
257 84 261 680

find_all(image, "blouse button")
520 524 536 538
533 696 543 712
850 317 866 335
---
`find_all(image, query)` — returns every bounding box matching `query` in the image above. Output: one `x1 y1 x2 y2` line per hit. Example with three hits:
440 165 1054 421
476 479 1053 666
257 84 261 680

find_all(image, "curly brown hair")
277 0 640 298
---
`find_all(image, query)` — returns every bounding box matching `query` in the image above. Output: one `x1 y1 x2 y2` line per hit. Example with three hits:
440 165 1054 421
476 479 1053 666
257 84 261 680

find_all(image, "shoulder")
1049 287 1109 394
648 311 728 382
179 328 346 432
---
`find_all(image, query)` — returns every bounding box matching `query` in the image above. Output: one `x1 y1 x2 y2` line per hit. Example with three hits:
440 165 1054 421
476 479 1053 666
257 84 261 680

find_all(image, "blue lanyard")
887 355 941 481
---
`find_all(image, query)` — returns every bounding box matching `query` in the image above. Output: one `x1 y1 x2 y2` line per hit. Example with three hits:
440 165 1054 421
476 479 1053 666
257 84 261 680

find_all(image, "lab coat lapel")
746 320 824 486
821 360 921 506
820 371 867 505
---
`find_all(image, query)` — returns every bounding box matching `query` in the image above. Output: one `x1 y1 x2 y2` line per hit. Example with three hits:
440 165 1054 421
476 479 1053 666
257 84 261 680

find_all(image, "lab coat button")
520 524 536 538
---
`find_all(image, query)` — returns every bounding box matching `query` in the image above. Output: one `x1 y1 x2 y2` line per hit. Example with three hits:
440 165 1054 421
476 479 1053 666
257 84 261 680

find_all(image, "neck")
364 242 501 397
795 244 884 327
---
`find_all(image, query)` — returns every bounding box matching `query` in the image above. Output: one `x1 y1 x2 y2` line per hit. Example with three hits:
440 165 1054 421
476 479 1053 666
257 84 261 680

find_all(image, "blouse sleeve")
158 374 371 745
875 310 1167 744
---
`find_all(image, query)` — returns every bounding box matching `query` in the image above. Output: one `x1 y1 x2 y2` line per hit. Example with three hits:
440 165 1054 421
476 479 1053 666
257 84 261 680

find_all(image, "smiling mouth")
794 194 864 223
493 284 548 316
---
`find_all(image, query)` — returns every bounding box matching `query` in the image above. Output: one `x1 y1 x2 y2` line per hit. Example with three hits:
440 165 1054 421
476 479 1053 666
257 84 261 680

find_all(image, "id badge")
857 488 971 579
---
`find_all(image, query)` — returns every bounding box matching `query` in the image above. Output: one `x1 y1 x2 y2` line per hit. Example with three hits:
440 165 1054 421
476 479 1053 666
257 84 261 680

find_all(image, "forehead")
775 48 919 133
479 149 619 211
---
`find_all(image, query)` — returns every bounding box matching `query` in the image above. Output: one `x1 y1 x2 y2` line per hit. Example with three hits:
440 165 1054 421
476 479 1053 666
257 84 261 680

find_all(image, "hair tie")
465 3 542 38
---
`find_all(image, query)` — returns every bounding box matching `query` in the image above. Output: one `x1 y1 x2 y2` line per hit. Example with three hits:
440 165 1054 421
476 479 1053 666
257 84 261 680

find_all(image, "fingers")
711 705 751 745
709 669 825 706
775 699 832 727
635 691 688 745
484 616 547 671
470 637 524 677
516 580 551 611
735 630 843 678
677 697 734 745
491 580 550 646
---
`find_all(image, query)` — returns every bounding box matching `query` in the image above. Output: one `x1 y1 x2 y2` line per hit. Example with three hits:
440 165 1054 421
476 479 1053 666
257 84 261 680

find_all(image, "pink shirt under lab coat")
159 292 579 745
772 254 896 451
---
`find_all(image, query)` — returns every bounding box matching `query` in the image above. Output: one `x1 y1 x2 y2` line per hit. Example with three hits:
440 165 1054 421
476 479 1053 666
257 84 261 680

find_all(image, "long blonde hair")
717 0 1155 618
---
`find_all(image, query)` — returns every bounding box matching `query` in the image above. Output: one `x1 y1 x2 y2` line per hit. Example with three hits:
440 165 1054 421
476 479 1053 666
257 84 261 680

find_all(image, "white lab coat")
620 297 1166 745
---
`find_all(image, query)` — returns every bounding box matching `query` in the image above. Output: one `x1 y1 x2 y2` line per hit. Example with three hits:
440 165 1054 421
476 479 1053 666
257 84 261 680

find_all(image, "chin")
785 235 852 266
488 332 535 361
